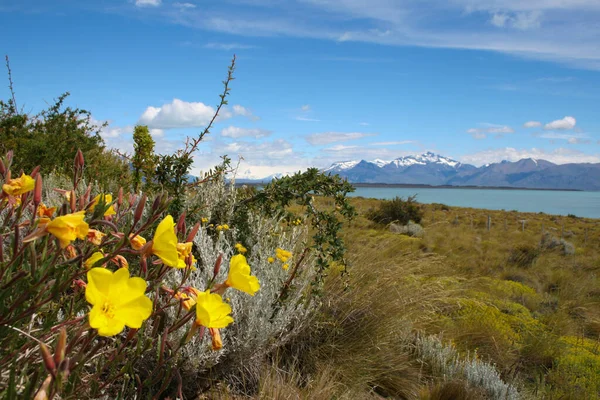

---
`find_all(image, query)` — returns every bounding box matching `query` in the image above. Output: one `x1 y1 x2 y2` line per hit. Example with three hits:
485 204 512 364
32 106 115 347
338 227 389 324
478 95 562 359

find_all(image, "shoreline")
350 183 583 192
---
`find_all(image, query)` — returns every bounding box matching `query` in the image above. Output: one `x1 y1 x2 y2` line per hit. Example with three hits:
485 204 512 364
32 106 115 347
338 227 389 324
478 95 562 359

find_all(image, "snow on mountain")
372 159 389 167
323 160 360 172
324 152 461 171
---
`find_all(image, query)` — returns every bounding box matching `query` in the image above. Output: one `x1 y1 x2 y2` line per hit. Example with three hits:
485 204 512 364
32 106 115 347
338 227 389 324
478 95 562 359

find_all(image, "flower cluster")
290 217 303 226
234 243 247 254
216 224 230 232
275 247 293 270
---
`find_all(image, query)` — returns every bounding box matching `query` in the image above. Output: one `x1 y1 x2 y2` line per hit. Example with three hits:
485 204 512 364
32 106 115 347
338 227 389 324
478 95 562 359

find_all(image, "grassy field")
246 197 600 399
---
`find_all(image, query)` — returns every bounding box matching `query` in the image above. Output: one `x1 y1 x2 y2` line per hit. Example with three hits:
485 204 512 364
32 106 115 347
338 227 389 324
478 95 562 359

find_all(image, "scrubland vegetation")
1 57 598 399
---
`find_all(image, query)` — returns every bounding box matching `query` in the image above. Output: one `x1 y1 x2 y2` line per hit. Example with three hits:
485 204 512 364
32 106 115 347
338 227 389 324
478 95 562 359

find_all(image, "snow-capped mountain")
321 152 600 190
325 152 461 173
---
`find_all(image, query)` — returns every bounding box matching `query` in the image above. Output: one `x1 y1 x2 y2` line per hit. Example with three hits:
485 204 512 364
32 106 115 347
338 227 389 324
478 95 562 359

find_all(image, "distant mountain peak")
324 152 461 172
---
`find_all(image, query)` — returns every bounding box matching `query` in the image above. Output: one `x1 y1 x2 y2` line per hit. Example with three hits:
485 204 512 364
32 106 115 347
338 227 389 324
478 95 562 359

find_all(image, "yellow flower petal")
195 290 234 329
90 194 116 216
2 173 35 196
46 211 89 248
225 254 260 296
85 252 105 269
151 215 180 268
85 267 152 337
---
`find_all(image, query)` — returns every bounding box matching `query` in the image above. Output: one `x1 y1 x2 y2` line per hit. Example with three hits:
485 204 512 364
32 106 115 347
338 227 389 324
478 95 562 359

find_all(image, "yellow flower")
216 224 230 232
225 254 260 296
2 173 35 196
85 252 105 269
151 215 180 268
90 194 116 216
86 268 153 337
267 257 275 263
176 242 197 269
46 211 89 248
282 263 289 271
37 203 56 218
275 248 292 263
234 243 247 254
201 217 209 224
129 234 147 250
87 229 105 245
195 289 234 329
174 287 202 311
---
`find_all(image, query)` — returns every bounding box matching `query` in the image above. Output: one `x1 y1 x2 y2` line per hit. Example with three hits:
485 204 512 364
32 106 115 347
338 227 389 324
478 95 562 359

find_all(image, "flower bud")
117 187 123 207
83 184 92 204
177 212 186 235
30 165 40 178
134 194 146 224
186 222 201 242
0 159 5 176
34 174 42 207
53 328 67 365
69 190 76 213
151 194 161 213
75 149 85 168
213 253 223 277
209 328 223 351
39 343 56 375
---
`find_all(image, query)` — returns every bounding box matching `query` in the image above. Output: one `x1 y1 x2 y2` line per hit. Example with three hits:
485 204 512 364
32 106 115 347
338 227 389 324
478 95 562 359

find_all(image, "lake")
349 186 600 219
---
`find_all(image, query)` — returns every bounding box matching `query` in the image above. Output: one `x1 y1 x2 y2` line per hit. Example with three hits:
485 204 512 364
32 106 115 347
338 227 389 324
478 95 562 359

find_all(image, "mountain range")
322 152 600 191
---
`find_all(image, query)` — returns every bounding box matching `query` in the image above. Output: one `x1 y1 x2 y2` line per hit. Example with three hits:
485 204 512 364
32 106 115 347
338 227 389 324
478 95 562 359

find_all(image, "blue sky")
2 0 600 178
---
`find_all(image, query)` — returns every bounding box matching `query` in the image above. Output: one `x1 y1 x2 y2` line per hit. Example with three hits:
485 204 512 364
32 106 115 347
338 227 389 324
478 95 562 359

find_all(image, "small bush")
366 195 423 226
539 232 575 255
389 221 425 237
415 335 520 400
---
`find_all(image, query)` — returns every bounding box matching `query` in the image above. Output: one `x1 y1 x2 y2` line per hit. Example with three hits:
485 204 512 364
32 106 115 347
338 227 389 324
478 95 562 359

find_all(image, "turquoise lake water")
349 187 600 219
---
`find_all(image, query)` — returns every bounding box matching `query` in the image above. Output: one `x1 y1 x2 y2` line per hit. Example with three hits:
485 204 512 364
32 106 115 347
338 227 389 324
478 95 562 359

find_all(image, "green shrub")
366 195 423 226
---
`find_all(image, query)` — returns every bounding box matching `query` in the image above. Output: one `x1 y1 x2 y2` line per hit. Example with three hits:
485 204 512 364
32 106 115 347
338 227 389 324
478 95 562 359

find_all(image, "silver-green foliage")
416 335 520 400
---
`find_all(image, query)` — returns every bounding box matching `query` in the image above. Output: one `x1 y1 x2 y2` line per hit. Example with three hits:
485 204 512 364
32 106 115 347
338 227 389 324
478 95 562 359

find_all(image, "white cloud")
221 126 272 139
460 147 600 166
301 104 311 111
359 122 370 126
150 128 164 137
217 139 295 160
306 132 376 145
370 141 414 146
296 116 321 122
490 13 510 28
173 2 196 9
135 0 161 7
232 105 260 120
568 137 591 144
544 116 576 130
325 144 360 152
538 132 588 141
158 0 600 71
523 121 542 128
138 98 232 129
467 124 515 138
